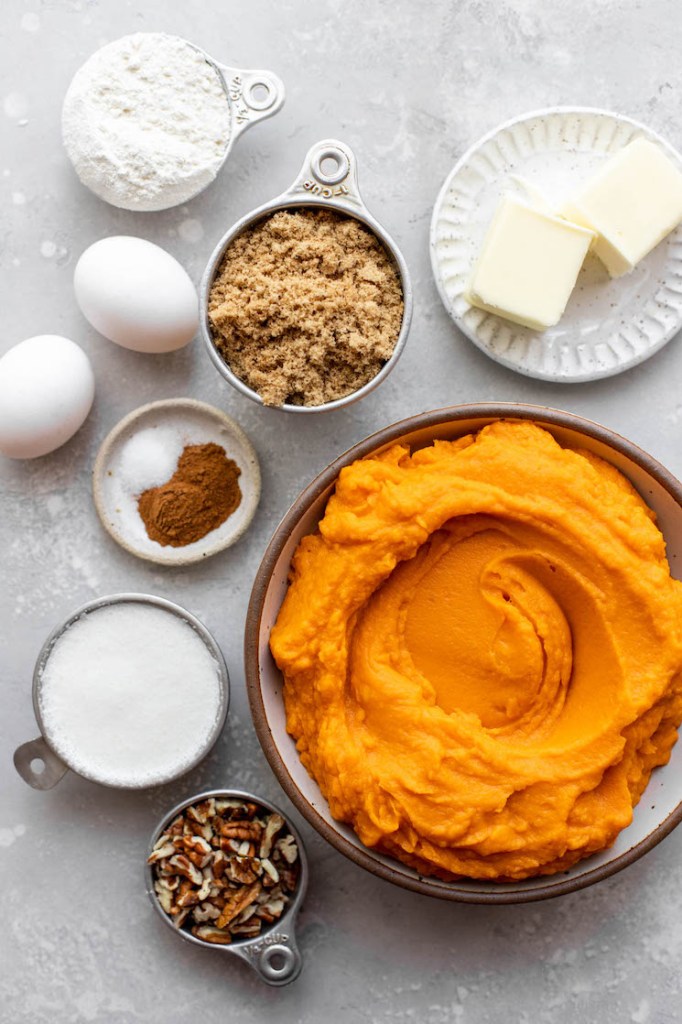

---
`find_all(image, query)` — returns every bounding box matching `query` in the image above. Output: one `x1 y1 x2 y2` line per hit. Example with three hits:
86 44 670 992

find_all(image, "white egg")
74 236 199 353
0 335 95 459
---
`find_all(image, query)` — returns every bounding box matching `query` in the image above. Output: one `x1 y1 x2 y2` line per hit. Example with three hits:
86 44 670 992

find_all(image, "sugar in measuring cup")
13 594 229 790
200 138 413 411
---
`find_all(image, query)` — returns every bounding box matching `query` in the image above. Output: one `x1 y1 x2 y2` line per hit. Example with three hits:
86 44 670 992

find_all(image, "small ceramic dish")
13 593 229 790
246 403 682 904
430 108 682 381
146 788 309 986
200 137 413 412
93 398 260 565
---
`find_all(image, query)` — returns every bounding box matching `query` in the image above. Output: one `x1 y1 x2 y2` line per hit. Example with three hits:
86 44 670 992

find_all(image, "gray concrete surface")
2 1 682 1021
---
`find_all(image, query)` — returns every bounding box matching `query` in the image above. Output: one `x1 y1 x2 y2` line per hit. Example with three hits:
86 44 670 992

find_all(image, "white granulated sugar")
39 603 223 786
62 33 231 211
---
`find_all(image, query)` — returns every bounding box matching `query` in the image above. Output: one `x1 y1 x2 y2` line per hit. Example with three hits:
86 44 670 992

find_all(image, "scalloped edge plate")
430 107 682 381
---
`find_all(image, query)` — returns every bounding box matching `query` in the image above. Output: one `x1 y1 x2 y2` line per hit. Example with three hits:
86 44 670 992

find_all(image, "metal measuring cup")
146 788 309 986
200 137 414 411
63 35 285 212
193 43 285 179
13 594 229 791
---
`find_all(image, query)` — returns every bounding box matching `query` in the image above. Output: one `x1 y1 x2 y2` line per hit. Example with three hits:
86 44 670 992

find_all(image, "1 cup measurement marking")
303 181 349 198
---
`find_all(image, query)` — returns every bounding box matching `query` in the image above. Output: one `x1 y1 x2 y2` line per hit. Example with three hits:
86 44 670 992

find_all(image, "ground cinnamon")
138 443 242 547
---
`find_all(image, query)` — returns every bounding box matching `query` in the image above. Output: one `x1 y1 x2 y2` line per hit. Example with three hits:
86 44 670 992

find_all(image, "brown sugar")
207 208 404 407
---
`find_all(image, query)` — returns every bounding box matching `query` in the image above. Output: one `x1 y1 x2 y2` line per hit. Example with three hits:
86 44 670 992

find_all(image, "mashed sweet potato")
270 421 682 880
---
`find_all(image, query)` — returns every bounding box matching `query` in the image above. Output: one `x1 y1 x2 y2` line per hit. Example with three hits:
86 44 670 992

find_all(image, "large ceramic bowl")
246 403 682 903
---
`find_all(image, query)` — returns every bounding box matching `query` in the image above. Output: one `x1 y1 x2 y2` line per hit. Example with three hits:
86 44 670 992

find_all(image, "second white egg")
74 236 199 353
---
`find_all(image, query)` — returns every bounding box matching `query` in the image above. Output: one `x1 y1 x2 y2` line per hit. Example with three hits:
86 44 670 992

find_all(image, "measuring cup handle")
14 736 68 790
234 931 303 986
216 64 285 140
282 138 367 216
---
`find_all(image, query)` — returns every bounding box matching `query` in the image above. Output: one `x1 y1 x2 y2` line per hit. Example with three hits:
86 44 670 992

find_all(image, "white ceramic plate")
93 398 260 566
430 108 682 381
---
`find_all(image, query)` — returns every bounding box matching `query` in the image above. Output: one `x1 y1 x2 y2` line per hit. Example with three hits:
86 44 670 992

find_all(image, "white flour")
39 602 224 786
62 33 232 211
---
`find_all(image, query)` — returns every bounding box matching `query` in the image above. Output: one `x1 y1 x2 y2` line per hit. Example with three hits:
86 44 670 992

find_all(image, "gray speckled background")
3 1 682 1021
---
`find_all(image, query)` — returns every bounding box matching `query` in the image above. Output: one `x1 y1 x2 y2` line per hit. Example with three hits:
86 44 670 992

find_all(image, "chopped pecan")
231 920 262 937
216 881 262 929
214 798 244 814
154 882 173 914
148 840 176 864
207 894 227 909
275 835 299 865
166 814 184 836
196 872 212 902
219 837 243 855
261 858 280 884
234 901 259 924
167 854 203 886
192 925 232 944
151 798 299 943
212 851 227 879
259 813 284 858
187 799 215 825
219 820 263 841
184 818 214 842
171 907 190 928
193 902 221 923
256 896 285 923
176 888 201 909
279 865 298 893
225 856 259 885
154 875 179 893
181 835 213 868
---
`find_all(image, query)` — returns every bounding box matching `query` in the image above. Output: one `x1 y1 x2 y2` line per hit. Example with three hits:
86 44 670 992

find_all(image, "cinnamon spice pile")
138 442 241 547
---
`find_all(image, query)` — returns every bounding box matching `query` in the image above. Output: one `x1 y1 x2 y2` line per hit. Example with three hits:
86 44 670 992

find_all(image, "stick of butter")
561 138 682 277
465 197 594 331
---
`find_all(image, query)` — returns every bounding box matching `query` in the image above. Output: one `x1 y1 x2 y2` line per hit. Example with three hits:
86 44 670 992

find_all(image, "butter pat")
561 138 682 277
465 197 594 331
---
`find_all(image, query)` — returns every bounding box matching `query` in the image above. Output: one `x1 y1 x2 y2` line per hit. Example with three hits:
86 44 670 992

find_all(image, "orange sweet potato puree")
270 421 682 880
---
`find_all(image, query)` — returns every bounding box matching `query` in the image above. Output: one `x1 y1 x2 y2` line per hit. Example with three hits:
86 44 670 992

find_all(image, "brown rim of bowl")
245 402 682 904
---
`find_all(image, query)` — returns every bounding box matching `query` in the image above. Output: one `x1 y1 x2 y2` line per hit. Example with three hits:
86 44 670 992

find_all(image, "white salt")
39 602 224 787
117 428 183 493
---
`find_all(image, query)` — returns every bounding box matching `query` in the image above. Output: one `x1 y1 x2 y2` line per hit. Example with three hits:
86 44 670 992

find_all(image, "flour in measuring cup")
62 33 232 211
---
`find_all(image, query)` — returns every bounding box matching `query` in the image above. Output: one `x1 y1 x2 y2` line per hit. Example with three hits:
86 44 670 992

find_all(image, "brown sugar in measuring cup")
200 138 413 412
